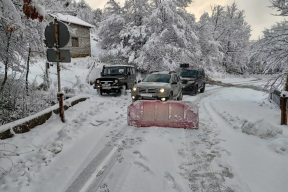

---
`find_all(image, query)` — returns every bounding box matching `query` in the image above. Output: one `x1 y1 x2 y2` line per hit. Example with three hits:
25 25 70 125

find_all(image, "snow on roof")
49 13 94 28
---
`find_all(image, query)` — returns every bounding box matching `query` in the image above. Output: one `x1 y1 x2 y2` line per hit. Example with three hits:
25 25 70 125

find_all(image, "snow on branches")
98 1 251 73
270 0 288 16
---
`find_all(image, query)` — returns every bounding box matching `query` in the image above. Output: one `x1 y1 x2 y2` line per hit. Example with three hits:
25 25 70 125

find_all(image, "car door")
176 74 182 94
199 70 204 88
131 67 136 85
127 67 133 89
171 74 178 97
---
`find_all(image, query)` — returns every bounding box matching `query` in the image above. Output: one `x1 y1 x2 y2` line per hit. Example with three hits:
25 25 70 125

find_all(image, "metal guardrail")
270 90 281 108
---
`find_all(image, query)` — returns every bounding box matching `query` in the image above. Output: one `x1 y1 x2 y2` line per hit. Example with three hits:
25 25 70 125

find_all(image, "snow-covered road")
1 81 287 192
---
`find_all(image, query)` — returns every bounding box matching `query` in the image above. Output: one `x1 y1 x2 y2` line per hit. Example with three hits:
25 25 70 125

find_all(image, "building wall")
47 16 91 58
63 23 91 58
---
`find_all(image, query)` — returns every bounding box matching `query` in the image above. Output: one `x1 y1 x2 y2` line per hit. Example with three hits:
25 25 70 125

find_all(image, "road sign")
45 21 70 48
47 49 71 63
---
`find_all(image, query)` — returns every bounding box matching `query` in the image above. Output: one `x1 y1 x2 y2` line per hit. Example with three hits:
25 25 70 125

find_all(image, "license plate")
141 93 153 97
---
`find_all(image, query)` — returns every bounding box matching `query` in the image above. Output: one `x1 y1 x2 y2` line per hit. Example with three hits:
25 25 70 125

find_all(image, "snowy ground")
1 77 287 192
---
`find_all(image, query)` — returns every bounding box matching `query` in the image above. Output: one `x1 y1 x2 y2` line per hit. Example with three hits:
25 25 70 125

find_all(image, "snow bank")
281 90 288 97
242 119 283 138
268 138 288 154
86 61 104 84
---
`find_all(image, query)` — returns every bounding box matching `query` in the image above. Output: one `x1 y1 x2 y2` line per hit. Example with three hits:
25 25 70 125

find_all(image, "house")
48 13 94 58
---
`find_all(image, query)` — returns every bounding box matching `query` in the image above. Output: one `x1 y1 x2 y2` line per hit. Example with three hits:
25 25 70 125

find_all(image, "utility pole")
54 18 65 123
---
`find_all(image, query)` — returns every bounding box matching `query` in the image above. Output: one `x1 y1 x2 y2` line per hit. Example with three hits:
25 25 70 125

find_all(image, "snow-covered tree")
270 0 288 16
210 3 251 74
251 21 288 91
136 1 201 71
197 12 223 71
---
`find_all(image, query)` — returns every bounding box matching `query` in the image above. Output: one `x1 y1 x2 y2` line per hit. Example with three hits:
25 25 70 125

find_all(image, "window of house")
72 37 79 47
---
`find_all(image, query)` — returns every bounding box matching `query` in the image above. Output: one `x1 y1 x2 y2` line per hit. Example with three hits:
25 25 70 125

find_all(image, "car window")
103 67 126 76
142 74 171 83
179 70 198 78
132 68 135 75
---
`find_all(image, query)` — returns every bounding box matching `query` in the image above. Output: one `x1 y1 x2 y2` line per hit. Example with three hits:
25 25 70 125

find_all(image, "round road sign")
45 21 70 48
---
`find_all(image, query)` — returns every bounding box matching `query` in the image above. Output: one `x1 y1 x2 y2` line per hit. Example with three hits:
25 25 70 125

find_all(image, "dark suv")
94 65 136 95
179 64 205 95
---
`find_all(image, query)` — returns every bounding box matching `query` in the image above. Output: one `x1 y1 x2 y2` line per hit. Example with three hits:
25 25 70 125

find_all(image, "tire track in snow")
84 130 144 192
182 87 238 191
65 125 138 192
200 89 253 192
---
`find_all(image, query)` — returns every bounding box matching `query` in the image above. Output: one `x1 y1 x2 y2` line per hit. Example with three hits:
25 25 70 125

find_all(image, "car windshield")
179 70 198 78
142 74 171 83
103 67 126 76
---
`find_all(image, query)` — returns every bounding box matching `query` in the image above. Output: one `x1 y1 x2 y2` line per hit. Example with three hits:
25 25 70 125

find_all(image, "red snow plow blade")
127 101 199 129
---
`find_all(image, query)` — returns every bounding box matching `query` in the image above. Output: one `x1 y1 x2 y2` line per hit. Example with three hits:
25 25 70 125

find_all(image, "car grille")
100 81 113 86
139 88 157 93
181 80 188 84
141 97 156 100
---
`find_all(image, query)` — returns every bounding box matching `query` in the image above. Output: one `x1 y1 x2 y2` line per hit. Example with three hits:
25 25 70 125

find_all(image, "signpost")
47 49 71 63
45 19 71 123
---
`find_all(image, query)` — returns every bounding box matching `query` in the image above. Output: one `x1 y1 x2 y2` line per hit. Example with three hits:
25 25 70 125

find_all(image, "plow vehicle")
128 69 199 129
127 100 199 129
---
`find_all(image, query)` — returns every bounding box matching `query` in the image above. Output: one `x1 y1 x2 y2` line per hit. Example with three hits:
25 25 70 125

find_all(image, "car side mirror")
138 80 142 83
100 72 103 77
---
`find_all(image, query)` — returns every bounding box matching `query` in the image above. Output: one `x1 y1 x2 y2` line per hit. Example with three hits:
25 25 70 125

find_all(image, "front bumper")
182 84 195 92
93 85 122 90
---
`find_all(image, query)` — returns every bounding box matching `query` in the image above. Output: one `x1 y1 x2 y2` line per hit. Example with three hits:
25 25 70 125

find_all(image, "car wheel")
177 91 183 101
200 83 205 93
194 85 198 96
97 89 103 95
121 85 127 95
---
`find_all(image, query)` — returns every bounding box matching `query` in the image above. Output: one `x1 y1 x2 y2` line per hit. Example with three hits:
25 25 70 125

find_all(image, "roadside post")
281 92 288 125
44 19 71 123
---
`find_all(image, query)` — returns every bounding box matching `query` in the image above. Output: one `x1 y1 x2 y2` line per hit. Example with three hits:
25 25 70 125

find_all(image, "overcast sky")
87 0 285 40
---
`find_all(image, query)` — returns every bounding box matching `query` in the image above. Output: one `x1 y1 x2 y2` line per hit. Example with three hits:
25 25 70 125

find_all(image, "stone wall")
0 96 90 140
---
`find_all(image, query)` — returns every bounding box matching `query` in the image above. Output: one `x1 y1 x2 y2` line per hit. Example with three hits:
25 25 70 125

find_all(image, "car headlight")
188 81 194 84
132 87 137 92
115 79 118 83
159 88 165 93
96 80 100 83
